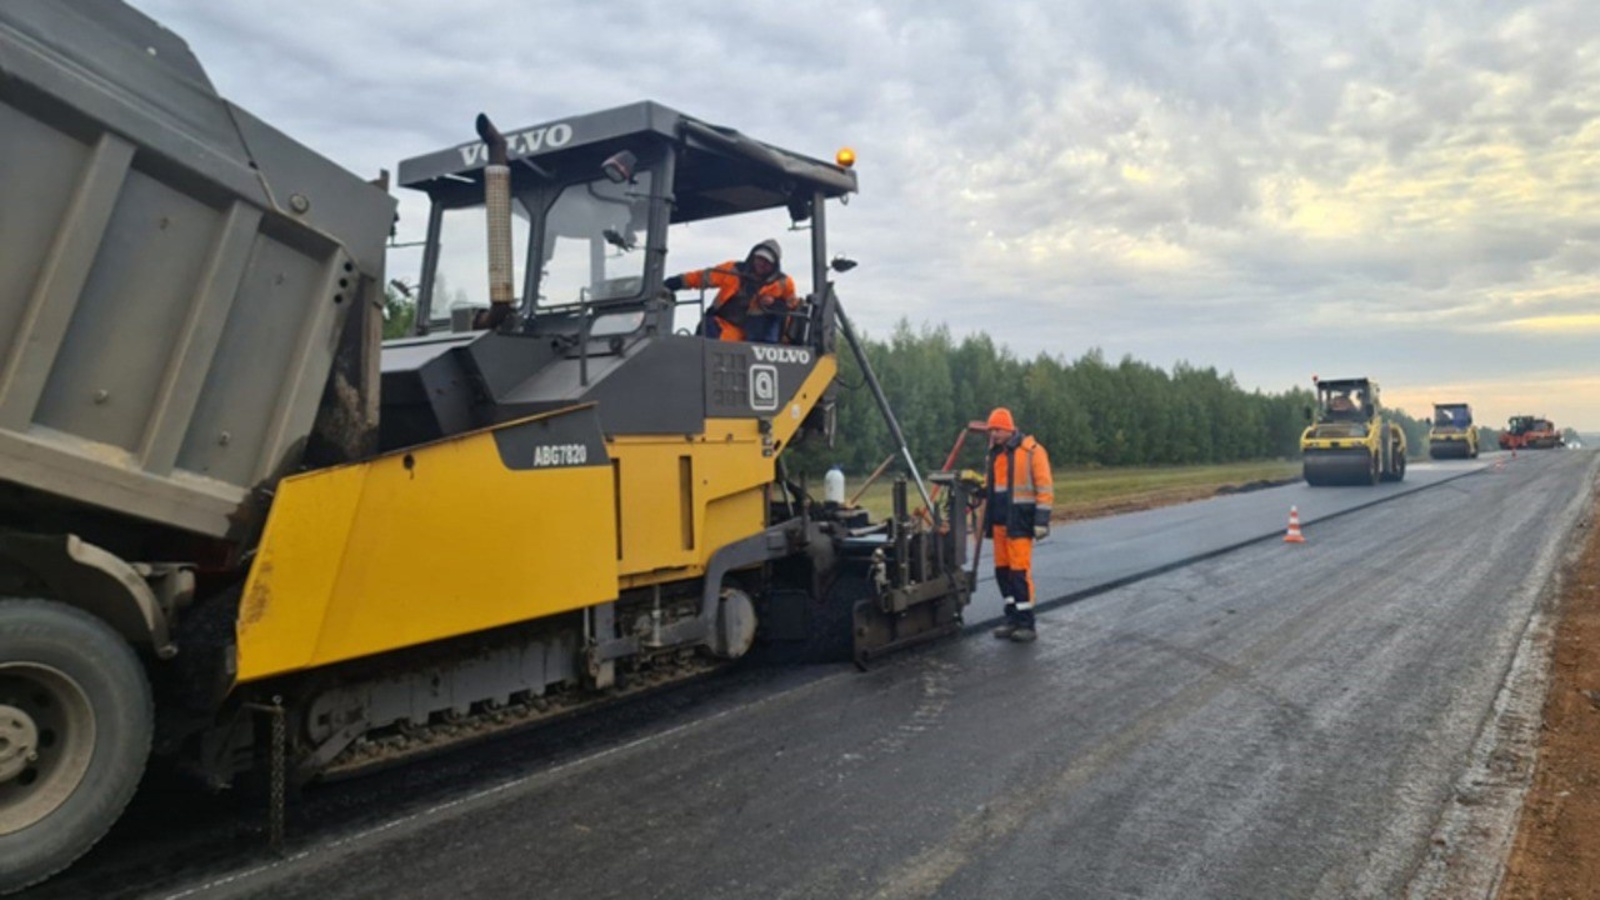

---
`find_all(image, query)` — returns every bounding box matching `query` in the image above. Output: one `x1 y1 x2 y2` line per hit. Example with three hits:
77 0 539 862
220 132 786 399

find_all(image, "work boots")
993 623 1037 642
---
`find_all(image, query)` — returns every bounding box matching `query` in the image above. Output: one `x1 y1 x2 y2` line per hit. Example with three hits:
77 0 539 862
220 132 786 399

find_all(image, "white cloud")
125 0 1600 427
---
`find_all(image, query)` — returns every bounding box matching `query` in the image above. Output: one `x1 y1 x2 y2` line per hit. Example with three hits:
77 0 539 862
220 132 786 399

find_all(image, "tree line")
789 320 1451 479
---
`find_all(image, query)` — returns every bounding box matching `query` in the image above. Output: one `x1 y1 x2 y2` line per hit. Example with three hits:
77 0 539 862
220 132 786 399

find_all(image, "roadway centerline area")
96 448 1591 900
968 453 1499 625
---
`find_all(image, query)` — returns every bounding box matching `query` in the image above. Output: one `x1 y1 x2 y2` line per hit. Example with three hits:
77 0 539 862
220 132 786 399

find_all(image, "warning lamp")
601 150 637 184
836 147 856 168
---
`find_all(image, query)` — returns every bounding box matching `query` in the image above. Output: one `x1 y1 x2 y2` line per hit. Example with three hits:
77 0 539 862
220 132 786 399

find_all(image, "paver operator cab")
0 4 974 889
382 102 850 446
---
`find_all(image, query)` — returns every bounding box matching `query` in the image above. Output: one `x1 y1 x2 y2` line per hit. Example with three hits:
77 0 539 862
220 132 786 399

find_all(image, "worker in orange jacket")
663 239 798 343
983 407 1053 642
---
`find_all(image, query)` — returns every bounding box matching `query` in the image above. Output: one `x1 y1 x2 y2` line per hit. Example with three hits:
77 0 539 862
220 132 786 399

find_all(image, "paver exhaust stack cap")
1284 506 1306 544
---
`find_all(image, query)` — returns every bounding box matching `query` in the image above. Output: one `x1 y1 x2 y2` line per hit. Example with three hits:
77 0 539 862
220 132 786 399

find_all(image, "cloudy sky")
128 0 1599 429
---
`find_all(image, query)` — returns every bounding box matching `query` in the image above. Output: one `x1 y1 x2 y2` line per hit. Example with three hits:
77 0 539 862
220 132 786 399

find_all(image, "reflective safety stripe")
1014 438 1053 515
1014 443 1039 504
1017 439 1055 503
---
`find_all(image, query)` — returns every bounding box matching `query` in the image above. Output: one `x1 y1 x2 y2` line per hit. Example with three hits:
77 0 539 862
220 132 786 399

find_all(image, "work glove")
663 275 685 291
1034 524 1050 540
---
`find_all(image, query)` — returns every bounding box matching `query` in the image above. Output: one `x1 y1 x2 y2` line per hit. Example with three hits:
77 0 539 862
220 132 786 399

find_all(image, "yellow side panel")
610 423 763 575
700 489 767 559
771 355 837 450
611 444 698 574
237 409 618 682
610 354 837 586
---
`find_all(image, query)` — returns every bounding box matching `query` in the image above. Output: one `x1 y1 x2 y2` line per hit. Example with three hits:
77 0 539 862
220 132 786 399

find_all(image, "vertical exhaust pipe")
475 113 515 329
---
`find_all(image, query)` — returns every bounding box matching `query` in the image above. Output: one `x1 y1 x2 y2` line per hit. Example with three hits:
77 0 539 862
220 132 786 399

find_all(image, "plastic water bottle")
824 465 846 505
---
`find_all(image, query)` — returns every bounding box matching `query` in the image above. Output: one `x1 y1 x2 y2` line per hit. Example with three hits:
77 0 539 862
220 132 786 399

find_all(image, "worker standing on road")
663 239 798 343
983 407 1054 643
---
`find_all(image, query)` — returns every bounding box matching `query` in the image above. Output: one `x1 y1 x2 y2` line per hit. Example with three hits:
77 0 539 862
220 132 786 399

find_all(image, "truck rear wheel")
0 599 152 895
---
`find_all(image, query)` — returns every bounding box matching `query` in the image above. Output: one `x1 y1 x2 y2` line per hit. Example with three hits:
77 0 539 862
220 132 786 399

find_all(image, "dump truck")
1428 402 1478 459
0 3 973 891
1499 415 1562 451
1300 377 1407 486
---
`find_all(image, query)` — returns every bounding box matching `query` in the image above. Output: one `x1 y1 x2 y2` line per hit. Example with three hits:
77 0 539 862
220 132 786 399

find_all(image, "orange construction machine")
1499 416 1562 451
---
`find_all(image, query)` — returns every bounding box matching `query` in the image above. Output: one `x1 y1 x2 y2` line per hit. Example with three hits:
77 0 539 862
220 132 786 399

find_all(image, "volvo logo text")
457 123 575 166
751 346 811 365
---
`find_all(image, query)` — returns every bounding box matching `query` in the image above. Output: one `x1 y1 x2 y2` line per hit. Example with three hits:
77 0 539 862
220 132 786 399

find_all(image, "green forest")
787 320 1454 479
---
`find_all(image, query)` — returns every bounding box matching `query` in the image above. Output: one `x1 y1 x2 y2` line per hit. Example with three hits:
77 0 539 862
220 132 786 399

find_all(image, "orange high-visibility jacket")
680 262 797 342
985 435 1054 537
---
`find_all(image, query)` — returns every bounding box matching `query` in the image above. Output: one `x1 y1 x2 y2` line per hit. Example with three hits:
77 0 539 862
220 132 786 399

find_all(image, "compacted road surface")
34 451 1593 899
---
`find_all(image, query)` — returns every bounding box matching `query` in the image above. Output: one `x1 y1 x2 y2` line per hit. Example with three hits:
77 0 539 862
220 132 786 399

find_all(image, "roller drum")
1303 449 1378 486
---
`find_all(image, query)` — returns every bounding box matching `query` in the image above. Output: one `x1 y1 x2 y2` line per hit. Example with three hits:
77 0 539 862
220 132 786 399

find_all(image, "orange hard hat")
986 407 1015 432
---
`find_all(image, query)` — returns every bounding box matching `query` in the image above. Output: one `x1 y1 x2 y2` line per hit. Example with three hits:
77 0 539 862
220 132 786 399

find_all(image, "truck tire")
0 599 152 894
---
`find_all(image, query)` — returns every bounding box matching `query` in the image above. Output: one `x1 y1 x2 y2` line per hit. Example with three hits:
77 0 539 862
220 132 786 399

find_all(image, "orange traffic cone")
1284 506 1306 544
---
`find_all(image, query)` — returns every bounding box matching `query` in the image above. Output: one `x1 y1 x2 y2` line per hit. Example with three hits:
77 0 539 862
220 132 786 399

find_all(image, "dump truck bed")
0 0 395 542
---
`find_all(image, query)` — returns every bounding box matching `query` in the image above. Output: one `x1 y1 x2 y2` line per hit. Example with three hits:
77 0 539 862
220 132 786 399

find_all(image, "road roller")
1428 403 1479 459
1301 377 1407 486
